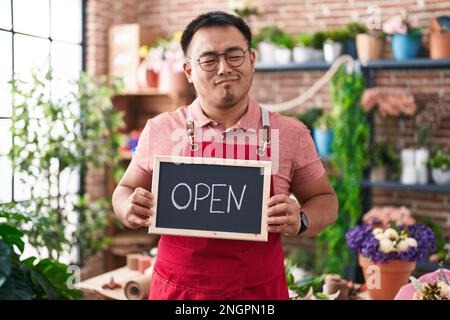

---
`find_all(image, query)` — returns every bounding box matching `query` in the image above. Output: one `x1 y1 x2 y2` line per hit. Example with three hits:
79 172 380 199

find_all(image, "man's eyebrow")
198 46 244 57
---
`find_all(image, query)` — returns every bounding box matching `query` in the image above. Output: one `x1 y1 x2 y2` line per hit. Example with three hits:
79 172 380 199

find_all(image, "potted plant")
429 16 450 60
356 29 385 62
147 32 189 94
312 111 334 157
273 31 294 64
323 29 346 63
427 148 450 185
311 31 326 61
342 22 368 59
293 32 315 63
346 206 437 300
254 26 284 64
370 142 398 182
383 13 422 60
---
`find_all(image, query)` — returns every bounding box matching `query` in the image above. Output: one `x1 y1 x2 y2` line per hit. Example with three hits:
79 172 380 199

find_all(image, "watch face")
300 211 308 230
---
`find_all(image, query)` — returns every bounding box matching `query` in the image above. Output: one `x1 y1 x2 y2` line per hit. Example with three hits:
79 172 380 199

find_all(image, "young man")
112 11 338 300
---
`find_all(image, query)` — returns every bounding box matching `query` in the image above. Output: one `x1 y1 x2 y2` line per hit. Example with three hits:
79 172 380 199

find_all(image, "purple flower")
345 223 437 263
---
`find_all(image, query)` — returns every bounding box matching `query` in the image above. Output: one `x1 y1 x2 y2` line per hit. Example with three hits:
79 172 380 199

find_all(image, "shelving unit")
256 56 450 275
105 86 196 271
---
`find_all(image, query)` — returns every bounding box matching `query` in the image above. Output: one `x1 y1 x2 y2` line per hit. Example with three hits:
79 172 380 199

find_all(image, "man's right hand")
121 187 154 229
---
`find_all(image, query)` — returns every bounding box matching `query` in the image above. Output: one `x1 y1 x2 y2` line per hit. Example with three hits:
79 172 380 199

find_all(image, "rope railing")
262 55 358 113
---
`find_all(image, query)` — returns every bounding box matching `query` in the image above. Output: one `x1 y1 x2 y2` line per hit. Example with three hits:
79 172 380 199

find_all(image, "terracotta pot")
158 61 190 94
356 33 384 62
429 32 450 60
359 255 416 300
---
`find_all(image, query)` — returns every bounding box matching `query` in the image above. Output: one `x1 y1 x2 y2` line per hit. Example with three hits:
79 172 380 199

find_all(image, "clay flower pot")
356 33 384 62
359 255 416 300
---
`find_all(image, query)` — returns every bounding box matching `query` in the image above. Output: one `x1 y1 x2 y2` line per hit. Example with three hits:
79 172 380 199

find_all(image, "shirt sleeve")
129 119 154 175
291 124 325 187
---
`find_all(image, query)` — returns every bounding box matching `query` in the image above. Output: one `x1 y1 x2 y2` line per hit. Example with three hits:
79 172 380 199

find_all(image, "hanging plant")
316 66 370 275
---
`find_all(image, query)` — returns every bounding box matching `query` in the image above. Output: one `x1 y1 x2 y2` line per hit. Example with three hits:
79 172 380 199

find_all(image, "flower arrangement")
410 270 450 300
142 31 185 74
383 14 421 37
346 206 436 263
361 88 417 117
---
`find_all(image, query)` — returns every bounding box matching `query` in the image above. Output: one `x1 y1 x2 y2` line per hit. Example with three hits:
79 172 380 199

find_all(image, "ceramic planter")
313 128 333 157
390 33 421 60
356 33 384 62
431 168 450 185
323 40 342 63
293 47 315 63
401 148 417 185
343 39 358 59
371 167 387 182
429 32 450 59
359 255 416 300
414 148 429 184
158 61 190 94
258 41 276 64
273 47 292 64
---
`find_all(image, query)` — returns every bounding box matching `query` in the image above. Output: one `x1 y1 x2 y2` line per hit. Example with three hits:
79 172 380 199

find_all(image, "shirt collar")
189 96 261 132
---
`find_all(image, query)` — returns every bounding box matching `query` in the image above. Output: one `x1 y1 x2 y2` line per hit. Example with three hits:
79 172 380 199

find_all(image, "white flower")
437 282 450 299
375 233 385 241
397 240 410 252
372 228 383 235
384 228 399 241
405 237 418 248
379 238 395 253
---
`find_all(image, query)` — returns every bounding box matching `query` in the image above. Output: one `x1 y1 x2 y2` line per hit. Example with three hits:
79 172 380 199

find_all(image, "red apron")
149 106 288 300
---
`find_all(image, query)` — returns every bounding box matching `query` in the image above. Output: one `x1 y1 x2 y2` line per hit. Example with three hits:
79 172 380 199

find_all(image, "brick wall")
86 0 450 257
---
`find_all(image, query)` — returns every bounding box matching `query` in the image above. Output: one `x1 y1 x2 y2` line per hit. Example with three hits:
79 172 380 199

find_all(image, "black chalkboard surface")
149 155 271 241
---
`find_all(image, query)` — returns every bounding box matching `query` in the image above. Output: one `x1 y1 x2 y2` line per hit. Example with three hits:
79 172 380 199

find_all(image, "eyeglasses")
188 48 250 72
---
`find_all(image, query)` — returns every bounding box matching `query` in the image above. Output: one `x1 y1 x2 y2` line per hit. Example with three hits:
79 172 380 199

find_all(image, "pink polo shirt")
130 96 325 196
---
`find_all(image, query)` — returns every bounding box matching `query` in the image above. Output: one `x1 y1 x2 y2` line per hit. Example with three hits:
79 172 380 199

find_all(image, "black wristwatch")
297 210 309 235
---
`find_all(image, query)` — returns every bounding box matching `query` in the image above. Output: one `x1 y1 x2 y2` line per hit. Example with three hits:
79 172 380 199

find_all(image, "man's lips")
215 77 239 85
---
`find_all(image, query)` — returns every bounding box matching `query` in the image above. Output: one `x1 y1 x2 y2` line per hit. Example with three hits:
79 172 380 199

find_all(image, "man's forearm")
300 193 338 237
112 185 135 228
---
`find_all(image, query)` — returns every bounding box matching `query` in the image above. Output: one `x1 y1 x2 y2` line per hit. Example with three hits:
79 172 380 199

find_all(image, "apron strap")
186 104 271 156
258 106 271 156
186 105 199 151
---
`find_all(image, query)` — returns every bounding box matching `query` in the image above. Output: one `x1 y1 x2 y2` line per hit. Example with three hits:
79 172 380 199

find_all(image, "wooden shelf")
361 179 450 193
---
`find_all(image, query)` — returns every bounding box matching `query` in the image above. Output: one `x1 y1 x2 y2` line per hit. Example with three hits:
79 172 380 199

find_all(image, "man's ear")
250 49 256 71
183 62 193 83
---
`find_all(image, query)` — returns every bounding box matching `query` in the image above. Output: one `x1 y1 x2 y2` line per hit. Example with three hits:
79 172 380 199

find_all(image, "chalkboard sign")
149 155 271 241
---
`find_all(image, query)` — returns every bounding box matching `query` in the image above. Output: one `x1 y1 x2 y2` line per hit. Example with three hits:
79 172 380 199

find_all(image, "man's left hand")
266 194 301 237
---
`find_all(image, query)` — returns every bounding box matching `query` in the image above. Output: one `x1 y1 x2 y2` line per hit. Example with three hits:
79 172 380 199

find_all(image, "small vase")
414 148 429 185
158 61 190 95
273 47 292 64
359 255 416 300
343 39 357 59
293 47 315 63
258 41 276 64
390 33 421 61
431 168 450 185
356 33 384 62
323 40 342 63
313 128 333 157
401 149 417 185
371 167 386 182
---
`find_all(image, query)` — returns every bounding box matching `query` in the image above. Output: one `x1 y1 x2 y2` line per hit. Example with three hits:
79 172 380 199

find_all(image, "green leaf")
0 224 25 253
0 239 12 287
0 265 32 299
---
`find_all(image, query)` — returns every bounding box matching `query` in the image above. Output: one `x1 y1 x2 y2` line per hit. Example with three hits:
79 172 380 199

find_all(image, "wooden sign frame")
149 155 271 242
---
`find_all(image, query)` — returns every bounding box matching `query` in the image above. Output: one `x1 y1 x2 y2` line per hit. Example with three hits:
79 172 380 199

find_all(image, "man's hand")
121 187 154 229
266 194 301 237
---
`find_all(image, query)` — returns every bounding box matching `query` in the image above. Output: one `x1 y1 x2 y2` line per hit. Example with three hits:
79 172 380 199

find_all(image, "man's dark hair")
180 11 252 56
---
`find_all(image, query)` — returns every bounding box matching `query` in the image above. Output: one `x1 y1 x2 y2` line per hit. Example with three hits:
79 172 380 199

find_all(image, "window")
0 0 84 204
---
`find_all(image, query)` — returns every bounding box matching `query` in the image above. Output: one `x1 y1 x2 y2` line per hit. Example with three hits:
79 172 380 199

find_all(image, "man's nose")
217 55 233 75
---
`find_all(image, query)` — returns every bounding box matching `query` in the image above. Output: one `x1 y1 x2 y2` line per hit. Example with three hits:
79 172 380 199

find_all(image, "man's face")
183 26 256 109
